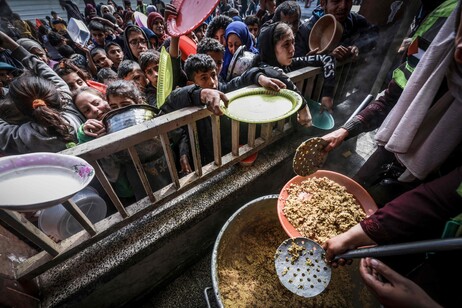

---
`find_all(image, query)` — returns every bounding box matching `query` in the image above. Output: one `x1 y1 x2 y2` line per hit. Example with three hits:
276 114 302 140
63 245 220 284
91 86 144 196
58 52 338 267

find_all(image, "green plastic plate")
307 99 335 130
157 46 173 110
220 87 303 124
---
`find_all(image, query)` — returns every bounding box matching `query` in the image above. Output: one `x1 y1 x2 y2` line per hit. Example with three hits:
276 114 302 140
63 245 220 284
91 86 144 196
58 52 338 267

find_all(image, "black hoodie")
122 25 151 62
257 22 336 98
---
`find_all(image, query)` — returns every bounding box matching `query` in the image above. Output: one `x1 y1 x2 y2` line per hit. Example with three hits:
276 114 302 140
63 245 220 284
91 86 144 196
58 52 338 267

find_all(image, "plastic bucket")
38 186 107 240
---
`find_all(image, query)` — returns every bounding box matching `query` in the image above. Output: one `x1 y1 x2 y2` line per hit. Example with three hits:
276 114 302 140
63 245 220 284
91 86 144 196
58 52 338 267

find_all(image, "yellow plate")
220 87 303 124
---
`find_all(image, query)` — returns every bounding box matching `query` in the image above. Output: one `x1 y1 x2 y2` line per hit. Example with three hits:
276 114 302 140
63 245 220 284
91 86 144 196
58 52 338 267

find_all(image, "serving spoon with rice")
275 236 462 298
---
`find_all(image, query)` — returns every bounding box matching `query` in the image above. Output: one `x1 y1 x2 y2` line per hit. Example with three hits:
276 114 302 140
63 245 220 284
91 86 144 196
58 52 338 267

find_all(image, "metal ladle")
275 236 462 298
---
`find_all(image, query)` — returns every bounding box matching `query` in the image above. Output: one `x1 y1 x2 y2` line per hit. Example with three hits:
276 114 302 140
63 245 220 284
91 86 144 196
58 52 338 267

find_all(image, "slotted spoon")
275 236 462 298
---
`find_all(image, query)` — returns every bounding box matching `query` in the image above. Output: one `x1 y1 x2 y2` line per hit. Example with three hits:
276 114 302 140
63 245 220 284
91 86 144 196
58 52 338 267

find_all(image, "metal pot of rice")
210 195 379 307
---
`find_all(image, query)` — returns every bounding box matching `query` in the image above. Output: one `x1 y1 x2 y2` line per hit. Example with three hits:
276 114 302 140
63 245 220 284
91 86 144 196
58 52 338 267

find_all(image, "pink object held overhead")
167 0 219 37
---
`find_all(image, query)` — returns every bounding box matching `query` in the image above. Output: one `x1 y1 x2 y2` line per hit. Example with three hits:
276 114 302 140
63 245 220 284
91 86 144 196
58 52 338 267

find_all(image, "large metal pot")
208 195 379 307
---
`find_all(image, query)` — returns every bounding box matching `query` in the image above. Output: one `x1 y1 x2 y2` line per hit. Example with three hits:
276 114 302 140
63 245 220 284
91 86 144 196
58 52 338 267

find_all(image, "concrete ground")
129 4 377 307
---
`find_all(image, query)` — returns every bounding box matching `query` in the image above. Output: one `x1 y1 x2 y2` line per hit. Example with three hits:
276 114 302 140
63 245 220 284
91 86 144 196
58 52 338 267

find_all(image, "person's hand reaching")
200 88 228 116
359 258 443 308
321 128 349 152
82 119 106 138
297 105 312 127
257 75 287 92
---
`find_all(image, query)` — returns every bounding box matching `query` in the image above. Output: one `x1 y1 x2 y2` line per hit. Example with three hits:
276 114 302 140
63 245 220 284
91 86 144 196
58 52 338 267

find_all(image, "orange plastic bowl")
278 170 377 238
309 14 344 53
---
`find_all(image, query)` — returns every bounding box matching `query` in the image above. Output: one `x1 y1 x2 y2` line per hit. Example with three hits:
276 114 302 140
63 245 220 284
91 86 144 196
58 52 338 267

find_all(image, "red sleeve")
360 166 462 244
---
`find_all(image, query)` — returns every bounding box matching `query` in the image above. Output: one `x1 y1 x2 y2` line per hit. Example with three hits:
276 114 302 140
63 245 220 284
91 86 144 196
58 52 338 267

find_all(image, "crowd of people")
0 0 461 306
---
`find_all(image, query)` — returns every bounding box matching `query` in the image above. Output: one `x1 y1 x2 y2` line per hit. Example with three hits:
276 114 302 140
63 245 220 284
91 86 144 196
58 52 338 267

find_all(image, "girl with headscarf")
122 24 151 61
147 12 169 50
257 22 336 113
220 21 258 81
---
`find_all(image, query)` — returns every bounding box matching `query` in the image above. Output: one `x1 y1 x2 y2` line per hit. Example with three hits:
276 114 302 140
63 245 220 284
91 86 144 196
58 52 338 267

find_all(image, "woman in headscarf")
220 20 258 81
147 12 169 49
85 4 97 23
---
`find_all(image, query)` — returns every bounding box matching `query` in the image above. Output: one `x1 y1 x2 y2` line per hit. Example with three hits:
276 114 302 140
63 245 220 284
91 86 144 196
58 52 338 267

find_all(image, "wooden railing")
0 61 354 280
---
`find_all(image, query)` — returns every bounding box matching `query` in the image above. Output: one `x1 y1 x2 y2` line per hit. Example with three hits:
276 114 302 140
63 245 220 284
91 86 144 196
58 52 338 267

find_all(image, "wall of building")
6 0 87 21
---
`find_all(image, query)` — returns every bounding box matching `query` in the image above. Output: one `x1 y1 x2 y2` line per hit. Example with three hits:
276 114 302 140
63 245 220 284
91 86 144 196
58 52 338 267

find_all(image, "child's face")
93 51 114 68
193 68 218 89
144 62 159 86
227 33 242 55
75 91 111 120
124 68 147 92
128 31 148 59
214 28 226 46
247 23 259 39
106 45 124 65
91 30 106 46
195 25 207 42
207 51 224 74
107 94 137 109
62 72 87 93
275 31 295 67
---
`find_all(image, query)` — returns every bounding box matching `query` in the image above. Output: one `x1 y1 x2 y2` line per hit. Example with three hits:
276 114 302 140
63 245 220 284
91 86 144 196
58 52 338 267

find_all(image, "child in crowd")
74 81 183 200
222 20 259 81
244 15 260 45
97 67 119 85
123 25 149 61
194 22 208 43
138 28 182 110
205 15 233 47
90 47 114 70
105 41 124 70
55 60 108 94
197 37 225 77
161 53 287 166
88 20 107 49
117 60 148 93
147 12 169 49
257 22 336 114
138 50 160 108
0 30 84 154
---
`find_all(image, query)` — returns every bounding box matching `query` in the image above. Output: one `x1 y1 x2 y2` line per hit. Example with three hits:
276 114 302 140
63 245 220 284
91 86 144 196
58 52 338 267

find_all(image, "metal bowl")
102 105 157 134
227 45 257 82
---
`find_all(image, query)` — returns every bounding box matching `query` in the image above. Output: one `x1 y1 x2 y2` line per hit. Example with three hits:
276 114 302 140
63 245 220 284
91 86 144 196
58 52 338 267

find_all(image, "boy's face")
193 68 218 89
144 62 159 86
106 45 124 65
247 23 259 40
93 51 114 68
30 47 49 63
214 28 226 46
107 94 137 109
62 72 87 93
75 91 111 120
195 25 207 42
207 51 224 75
124 68 147 91
321 0 352 23
91 30 106 46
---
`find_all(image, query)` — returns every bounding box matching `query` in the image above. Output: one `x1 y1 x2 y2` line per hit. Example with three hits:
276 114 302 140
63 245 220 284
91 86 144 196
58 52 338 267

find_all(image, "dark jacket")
258 22 336 98
160 67 267 165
